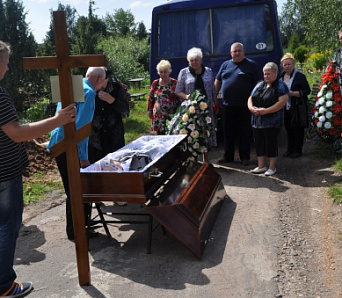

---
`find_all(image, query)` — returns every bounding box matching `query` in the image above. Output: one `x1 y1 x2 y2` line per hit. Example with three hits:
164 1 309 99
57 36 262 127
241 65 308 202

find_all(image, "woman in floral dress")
147 60 180 134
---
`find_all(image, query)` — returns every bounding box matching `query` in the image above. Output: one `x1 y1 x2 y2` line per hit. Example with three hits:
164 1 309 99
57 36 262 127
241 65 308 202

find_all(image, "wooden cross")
23 11 105 286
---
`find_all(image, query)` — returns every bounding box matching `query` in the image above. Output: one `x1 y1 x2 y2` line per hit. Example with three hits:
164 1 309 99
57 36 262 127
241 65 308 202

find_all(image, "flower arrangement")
312 61 342 141
166 90 211 159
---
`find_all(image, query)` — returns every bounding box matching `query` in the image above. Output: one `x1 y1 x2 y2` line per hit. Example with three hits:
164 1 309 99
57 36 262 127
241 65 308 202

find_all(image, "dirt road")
15 129 342 297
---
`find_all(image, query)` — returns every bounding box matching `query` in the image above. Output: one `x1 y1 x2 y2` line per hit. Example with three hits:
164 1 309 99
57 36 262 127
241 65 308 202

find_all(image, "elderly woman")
247 62 289 176
175 47 218 162
280 53 311 158
147 60 179 134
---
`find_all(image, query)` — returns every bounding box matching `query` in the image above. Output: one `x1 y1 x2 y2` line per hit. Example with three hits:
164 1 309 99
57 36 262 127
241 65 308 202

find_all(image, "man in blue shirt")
48 66 106 240
215 42 262 165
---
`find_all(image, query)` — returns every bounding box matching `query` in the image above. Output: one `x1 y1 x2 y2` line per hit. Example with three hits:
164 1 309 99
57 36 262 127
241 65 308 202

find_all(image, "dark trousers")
56 152 91 239
284 109 305 154
222 105 252 161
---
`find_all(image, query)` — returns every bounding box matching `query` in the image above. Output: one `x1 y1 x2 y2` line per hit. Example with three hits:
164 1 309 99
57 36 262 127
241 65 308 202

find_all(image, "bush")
294 45 310 63
306 51 331 71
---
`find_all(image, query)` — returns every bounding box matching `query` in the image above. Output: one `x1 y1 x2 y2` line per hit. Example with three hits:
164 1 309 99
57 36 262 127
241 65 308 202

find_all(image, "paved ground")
15 129 342 297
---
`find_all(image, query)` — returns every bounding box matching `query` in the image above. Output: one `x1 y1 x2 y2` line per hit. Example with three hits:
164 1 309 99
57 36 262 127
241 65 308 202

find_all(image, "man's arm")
2 104 76 142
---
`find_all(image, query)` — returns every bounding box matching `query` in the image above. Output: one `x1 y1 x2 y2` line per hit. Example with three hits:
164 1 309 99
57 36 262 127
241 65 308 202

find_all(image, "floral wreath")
166 90 212 159
312 61 342 141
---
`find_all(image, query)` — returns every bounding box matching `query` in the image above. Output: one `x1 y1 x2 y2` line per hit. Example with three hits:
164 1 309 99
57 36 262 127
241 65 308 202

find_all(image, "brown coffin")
81 135 188 204
145 162 227 259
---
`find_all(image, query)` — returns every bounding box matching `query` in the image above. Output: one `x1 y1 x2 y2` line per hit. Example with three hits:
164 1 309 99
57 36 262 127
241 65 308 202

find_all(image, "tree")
135 21 148 40
1 0 38 111
98 35 149 83
71 1 106 55
104 8 136 37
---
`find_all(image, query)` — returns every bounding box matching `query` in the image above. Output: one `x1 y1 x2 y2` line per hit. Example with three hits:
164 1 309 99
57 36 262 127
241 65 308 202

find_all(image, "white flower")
187 136 192 143
315 100 321 107
193 142 200 149
314 111 318 117
187 123 196 131
326 100 333 107
318 97 325 105
324 122 332 129
317 121 323 128
317 85 327 98
326 91 333 99
319 107 326 114
319 116 326 122
326 111 333 119
205 116 211 124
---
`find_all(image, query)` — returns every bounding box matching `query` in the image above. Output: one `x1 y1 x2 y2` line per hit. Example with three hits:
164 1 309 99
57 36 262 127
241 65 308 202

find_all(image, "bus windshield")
157 4 274 58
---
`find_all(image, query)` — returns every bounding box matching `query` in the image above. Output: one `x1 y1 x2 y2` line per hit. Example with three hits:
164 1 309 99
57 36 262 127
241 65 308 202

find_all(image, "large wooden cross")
23 11 105 286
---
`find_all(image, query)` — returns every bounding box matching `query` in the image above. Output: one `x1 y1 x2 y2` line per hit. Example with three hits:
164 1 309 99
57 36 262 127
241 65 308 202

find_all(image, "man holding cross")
0 40 76 297
48 66 106 240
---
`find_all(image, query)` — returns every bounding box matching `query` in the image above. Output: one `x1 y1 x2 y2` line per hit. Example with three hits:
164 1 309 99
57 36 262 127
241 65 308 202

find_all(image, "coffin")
80 135 227 258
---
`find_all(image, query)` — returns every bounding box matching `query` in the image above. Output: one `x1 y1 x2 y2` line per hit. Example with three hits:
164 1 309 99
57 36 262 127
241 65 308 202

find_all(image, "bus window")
212 4 274 55
157 10 211 58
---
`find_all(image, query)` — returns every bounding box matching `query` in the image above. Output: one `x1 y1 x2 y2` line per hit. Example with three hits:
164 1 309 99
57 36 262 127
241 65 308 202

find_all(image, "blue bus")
150 0 283 82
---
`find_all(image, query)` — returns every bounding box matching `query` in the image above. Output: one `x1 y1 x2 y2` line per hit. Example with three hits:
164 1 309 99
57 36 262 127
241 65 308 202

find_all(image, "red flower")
328 128 337 136
331 82 340 92
333 103 342 114
332 116 342 126
313 117 319 125
333 92 342 102
313 107 318 114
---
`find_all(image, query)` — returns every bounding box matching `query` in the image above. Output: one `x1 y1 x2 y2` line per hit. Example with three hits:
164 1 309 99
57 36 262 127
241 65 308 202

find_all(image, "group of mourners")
147 42 311 176
0 37 314 297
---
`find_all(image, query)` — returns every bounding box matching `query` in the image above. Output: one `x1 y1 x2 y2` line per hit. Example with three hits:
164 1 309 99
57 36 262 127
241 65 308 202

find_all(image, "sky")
24 0 287 44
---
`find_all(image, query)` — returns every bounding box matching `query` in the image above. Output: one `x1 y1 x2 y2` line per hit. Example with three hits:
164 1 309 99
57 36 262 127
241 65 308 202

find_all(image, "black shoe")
283 151 292 157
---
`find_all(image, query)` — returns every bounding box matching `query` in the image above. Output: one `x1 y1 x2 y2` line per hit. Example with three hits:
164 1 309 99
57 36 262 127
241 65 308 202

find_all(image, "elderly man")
215 42 262 165
48 66 106 240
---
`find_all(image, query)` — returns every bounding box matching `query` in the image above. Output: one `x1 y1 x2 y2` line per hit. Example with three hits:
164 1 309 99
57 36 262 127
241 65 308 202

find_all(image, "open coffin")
80 135 227 258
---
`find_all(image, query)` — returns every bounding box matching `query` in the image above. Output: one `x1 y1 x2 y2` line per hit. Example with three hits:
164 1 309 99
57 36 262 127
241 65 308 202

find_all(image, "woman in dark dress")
88 70 130 164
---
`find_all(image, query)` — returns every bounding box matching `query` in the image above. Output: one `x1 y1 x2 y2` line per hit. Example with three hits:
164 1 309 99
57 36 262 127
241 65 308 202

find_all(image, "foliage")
279 0 342 51
24 172 63 204
104 8 136 37
328 184 342 204
123 90 150 144
312 61 342 141
98 35 149 83
20 97 51 121
306 51 330 71
288 33 300 54
0 0 39 111
166 90 212 160
294 45 310 63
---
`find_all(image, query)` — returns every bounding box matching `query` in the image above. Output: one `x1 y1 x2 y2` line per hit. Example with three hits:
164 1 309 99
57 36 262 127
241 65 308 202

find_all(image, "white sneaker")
251 166 267 174
265 168 276 176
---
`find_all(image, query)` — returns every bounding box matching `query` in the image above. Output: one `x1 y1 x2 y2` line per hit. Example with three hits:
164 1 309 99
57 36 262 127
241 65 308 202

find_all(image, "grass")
124 87 151 143
24 172 63 205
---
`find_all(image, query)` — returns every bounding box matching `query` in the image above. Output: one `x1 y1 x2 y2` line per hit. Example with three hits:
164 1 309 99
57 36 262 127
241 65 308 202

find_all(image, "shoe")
283 151 292 157
251 166 267 174
242 159 250 166
1 281 33 297
290 152 300 158
218 157 233 164
265 168 276 176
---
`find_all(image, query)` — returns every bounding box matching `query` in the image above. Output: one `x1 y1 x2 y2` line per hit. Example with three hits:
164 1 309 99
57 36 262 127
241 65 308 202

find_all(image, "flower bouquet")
166 90 212 159
312 61 342 141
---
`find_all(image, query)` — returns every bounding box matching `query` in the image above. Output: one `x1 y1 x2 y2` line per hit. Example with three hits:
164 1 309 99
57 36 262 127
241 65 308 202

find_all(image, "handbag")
291 97 308 128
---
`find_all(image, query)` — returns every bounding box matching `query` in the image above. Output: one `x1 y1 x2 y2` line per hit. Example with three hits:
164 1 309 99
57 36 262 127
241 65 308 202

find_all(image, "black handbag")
291 98 308 128
129 153 151 171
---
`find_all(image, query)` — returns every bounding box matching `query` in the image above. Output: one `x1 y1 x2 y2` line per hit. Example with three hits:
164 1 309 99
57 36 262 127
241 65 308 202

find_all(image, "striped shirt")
0 86 28 182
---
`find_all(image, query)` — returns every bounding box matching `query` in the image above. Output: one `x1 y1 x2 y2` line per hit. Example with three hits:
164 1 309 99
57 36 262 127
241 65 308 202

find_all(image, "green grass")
24 172 63 205
124 87 151 143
